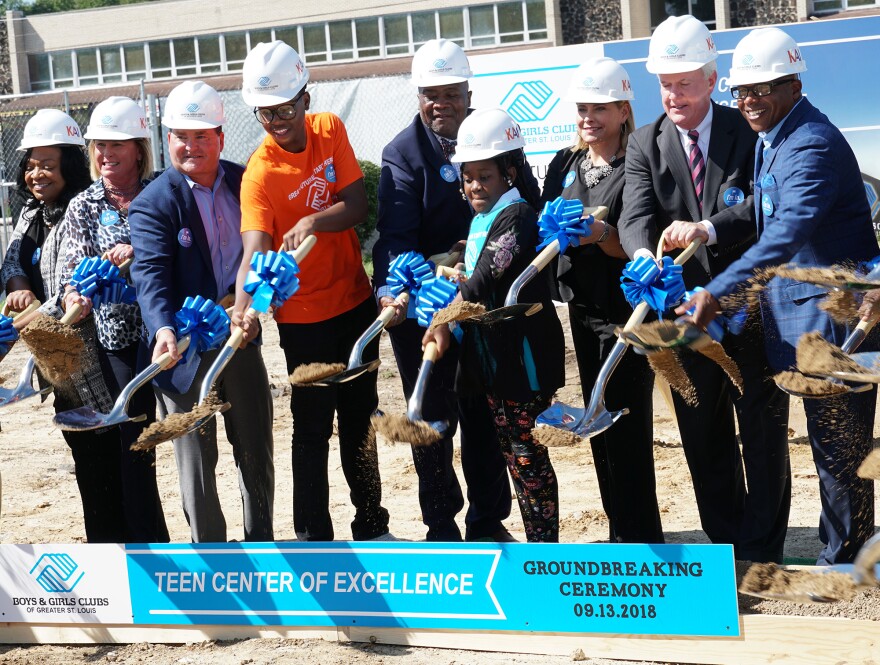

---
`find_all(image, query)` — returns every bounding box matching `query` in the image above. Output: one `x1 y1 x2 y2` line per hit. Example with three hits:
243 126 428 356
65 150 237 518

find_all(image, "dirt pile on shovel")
532 425 583 447
857 449 880 479
624 320 688 346
290 362 345 385
796 331 867 377
19 315 83 384
430 301 486 329
774 371 849 396
371 413 441 446
740 562 858 602
131 391 230 451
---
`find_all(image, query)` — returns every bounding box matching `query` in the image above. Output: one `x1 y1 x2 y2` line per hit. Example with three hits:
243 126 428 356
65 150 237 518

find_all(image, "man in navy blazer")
371 39 515 542
683 28 879 564
129 81 274 543
617 15 790 562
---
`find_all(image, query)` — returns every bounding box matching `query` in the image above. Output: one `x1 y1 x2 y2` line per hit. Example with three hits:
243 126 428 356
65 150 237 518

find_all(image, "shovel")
0 302 53 407
52 336 192 431
292 292 409 386
537 237 702 439
164 235 317 439
775 317 877 398
372 341 447 445
740 532 880 603
617 318 712 354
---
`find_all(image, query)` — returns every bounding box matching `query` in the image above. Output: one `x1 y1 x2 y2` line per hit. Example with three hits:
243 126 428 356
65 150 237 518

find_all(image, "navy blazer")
706 98 879 370
372 113 540 290
618 103 758 288
129 160 246 393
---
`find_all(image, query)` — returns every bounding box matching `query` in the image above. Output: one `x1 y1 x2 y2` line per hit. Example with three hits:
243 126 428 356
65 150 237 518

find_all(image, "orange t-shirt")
240 112 372 324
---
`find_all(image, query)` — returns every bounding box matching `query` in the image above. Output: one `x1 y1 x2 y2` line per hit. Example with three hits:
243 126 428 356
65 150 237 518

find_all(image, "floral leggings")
486 393 558 542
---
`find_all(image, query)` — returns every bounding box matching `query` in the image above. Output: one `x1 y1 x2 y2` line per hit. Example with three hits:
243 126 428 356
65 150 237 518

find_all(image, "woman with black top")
424 108 565 542
1 109 128 542
545 58 663 544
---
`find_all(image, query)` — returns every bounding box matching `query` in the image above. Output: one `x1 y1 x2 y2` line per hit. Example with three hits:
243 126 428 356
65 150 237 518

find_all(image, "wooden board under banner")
0 615 878 664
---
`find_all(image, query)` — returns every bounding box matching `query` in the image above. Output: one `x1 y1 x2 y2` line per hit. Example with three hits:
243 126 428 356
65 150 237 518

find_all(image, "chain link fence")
0 72 417 276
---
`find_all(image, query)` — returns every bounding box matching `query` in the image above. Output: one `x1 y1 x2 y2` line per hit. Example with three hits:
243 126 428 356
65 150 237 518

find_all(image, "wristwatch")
596 221 610 244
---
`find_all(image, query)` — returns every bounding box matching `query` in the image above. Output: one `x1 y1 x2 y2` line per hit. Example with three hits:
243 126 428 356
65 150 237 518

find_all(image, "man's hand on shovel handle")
153 328 181 367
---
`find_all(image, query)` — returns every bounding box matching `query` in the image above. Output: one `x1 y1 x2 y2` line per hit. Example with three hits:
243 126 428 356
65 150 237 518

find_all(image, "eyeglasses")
253 91 305 123
730 78 796 100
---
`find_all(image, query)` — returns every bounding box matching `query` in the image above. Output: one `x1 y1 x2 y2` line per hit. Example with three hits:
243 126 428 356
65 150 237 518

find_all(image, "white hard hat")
411 38 473 87
646 15 718 75
727 28 807 87
18 108 84 151
162 80 225 129
241 40 309 107
84 97 149 140
563 57 635 103
451 108 524 163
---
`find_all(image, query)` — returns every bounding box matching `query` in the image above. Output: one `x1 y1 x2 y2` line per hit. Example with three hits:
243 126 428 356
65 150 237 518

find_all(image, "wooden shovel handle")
2 299 41 319
423 341 438 363
154 335 192 370
59 302 83 326
377 292 410 326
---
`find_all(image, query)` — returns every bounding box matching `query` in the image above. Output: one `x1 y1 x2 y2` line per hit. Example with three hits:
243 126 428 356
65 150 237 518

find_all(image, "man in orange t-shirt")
235 41 390 542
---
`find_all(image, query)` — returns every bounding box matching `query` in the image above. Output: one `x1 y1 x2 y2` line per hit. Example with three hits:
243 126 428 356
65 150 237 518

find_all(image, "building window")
650 0 716 28
811 0 879 12
26 1 550 91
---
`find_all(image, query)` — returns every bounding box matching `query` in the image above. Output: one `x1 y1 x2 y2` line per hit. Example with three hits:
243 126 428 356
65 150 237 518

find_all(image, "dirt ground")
0 307 877 665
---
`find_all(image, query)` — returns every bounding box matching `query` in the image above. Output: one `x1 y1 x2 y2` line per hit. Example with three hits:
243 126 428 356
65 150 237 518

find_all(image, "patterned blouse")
61 178 148 351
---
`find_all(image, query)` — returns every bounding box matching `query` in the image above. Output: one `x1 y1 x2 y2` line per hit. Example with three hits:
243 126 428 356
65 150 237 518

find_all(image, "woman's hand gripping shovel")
536 237 702 439
740 532 880 604
290 250 434 386
19 255 135 385
0 301 53 406
133 236 317 449
53 297 230 433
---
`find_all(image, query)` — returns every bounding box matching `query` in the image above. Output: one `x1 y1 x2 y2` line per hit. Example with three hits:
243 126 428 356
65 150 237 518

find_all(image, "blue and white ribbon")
68 256 136 309
620 255 686 315
243 250 301 313
536 196 589 253
174 296 231 364
0 313 18 355
415 276 458 328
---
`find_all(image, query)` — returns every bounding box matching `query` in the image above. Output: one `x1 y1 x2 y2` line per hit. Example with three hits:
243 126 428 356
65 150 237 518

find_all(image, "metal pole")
147 92 163 171
62 89 69 114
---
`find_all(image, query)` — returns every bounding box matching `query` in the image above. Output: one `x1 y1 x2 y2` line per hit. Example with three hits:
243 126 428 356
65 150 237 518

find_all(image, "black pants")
388 318 511 541
569 305 662 543
278 297 389 541
804 387 876 565
98 341 170 543
672 324 790 563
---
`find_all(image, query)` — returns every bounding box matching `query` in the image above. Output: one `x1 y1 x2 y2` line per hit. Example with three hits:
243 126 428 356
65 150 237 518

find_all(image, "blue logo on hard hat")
500 81 558 123
582 77 594 86
665 44 680 55
742 55 755 66
433 58 447 69
723 187 744 207
463 134 475 145
30 553 84 593
258 76 271 87
101 115 113 125
186 103 199 113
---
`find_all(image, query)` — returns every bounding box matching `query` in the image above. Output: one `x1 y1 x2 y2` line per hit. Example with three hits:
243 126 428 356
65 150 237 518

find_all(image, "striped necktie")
687 130 705 211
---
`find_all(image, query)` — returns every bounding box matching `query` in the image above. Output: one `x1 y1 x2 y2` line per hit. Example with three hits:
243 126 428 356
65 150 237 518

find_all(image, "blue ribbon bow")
415 276 459 328
243 250 301 313
620 256 686 315
536 196 589 253
387 251 434 318
174 296 231 364
68 256 136 309
0 314 18 355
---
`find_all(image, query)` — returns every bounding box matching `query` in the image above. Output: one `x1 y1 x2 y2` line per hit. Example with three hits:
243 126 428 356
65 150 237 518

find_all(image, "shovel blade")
53 406 147 431
469 303 543 325
0 384 52 407
307 359 381 386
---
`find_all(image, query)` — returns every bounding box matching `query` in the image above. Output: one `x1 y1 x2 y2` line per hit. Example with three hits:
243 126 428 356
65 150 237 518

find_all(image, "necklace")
581 152 620 188
103 179 142 216
102 178 141 197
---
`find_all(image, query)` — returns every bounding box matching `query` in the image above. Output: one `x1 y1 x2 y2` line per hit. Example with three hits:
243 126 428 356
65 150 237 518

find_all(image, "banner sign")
0 542 739 637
